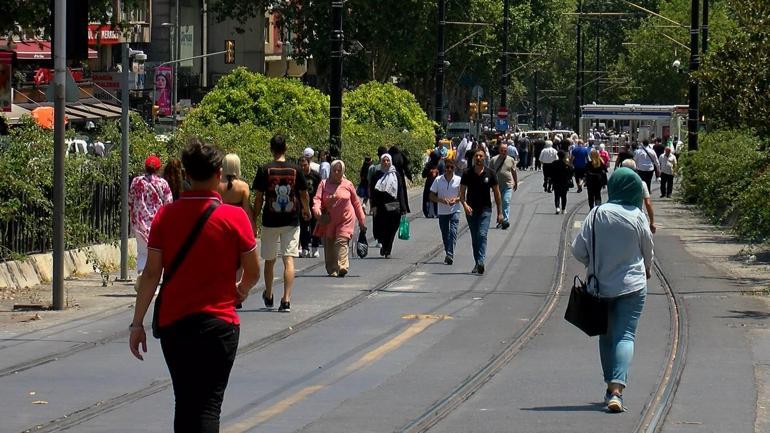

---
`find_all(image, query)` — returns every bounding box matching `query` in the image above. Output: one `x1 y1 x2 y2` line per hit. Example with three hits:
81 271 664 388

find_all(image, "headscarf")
329 159 345 183
375 153 399 199
608 167 644 209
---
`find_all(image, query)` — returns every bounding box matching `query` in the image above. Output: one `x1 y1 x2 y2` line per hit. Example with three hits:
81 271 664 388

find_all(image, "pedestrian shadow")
716 310 770 320
520 402 607 412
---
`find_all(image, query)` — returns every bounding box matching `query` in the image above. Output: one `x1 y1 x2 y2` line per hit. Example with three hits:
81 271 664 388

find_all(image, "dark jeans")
161 314 240 433
466 208 491 266
660 173 674 197
553 186 567 210
637 169 654 193
587 185 602 209
542 163 553 191
300 217 320 250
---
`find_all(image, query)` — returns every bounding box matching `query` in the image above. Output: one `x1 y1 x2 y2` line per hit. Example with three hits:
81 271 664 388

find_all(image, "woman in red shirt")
129 139 260 433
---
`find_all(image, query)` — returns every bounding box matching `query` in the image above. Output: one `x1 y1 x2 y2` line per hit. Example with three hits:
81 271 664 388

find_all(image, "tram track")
398 185 688 433
18 171 542 433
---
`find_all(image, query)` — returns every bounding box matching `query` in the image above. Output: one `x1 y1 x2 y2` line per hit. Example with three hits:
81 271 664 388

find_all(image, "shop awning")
3 101 123 126
0 40 98 60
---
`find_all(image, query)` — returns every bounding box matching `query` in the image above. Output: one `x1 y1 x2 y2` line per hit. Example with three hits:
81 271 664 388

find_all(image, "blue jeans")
500 186 512 223
465 208 491 266
438 212 460 258
599 288 647 387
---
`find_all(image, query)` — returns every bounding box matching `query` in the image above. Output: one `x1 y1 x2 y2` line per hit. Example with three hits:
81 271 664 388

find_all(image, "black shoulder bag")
151 201 219 339
564 206 609 337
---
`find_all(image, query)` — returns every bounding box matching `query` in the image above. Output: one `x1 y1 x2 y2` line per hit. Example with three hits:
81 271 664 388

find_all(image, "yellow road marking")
401 313 453 320
223 316 441 432
345 318 437 373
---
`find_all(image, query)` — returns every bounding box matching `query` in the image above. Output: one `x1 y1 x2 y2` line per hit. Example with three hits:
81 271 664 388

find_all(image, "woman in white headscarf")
370 154 408 258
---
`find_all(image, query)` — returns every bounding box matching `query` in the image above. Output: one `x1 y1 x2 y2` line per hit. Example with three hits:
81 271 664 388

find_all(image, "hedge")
679 129 770 241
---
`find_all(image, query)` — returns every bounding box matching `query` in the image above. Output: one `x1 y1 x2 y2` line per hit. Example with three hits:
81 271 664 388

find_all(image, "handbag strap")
159 201 219 290
589 205 599 295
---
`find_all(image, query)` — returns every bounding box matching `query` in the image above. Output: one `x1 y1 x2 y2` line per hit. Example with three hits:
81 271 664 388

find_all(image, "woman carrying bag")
571 167 654 413
371 153 409 258
312 160 367 277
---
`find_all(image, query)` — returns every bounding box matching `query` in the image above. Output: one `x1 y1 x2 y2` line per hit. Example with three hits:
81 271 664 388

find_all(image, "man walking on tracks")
489 142 518 230
430 158 462 265
460 147 504 275
539 140 559 193
253 134 311 312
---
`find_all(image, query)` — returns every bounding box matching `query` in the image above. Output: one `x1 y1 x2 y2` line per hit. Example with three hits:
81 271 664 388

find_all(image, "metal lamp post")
687 0 699 151
329 0 344 158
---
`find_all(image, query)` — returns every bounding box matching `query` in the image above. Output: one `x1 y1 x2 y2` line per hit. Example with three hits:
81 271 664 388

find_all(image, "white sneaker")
555 207 560 214
311 247 320 258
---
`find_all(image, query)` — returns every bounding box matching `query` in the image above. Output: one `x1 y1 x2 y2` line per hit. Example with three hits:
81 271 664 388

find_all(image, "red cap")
145 155 161 171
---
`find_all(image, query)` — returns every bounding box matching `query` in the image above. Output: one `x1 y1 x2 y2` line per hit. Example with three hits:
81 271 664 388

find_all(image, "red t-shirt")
148 190 256 327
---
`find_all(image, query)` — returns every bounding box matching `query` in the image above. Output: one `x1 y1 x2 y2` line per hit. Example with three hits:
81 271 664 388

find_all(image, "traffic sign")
497 106 508 119
495 118 509 132
471 85 484 99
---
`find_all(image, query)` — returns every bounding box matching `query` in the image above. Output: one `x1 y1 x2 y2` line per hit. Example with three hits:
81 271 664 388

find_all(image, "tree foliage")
698 0 770 142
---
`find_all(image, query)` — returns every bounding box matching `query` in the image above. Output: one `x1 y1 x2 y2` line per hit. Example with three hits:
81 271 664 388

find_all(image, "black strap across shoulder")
152 201 219 338
588 205 599 294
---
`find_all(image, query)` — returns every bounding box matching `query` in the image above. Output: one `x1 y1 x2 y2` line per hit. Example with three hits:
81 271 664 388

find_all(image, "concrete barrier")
0 239 138 290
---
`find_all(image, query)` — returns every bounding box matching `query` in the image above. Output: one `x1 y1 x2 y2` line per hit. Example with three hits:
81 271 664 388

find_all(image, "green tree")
698 0 770 142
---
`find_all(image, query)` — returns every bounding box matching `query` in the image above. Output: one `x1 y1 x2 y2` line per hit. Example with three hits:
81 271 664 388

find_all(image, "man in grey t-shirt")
489 142 518 230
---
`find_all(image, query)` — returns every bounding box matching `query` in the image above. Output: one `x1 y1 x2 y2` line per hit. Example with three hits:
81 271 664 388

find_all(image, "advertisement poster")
180 26 194 67
0 51 12 112
155 65 173 116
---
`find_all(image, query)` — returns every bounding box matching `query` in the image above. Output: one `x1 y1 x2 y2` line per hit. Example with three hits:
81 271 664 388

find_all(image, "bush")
679 129 770 241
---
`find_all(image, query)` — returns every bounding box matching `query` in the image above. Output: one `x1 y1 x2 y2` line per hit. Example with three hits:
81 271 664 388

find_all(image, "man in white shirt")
454 137 471 173
658 146 677 198
633 140 660 191
430 158 462 265
539 140 559 193
303 147 321 174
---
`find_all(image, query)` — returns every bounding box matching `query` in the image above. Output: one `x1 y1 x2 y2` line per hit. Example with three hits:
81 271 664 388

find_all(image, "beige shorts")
261 225 300 260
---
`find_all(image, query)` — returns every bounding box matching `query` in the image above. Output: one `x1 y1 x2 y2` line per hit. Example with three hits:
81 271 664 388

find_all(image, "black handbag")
356 229 368 258
564 207 608 337
152 202 219 339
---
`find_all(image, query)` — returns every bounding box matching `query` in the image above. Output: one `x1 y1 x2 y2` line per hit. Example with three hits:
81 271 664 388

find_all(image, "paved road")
1 169 766 433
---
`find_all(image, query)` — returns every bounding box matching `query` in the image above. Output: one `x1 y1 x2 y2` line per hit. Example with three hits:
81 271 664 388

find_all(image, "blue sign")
495 118 509 132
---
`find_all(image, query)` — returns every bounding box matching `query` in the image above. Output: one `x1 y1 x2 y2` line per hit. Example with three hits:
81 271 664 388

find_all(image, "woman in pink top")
313 160 367 277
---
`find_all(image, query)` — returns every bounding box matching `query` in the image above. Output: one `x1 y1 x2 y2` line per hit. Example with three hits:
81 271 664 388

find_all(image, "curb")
0 239 137 290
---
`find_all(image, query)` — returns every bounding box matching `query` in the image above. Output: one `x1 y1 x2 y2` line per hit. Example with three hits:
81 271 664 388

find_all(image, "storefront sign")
0 51 11 112
155 66 173 116
92 72 121 100
88 25 121 45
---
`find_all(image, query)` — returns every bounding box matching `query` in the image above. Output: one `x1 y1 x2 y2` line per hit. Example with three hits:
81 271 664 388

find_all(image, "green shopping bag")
398 215 410 240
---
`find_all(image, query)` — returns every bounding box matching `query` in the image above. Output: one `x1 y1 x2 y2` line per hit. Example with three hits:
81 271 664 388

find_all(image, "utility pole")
52 0 66 310
574 0 583 131
701 0 709 53
329 0 344 158
595 28 600 102
173 0 180 129
688 0 699 151
119 42 130 281
500 0 509 109
533 70 538 129
434 0 446 134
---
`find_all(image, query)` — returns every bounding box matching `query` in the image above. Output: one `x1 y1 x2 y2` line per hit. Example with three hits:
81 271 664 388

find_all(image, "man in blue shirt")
570 140 590 193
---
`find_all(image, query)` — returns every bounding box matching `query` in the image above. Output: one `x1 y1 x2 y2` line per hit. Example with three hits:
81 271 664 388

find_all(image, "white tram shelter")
579 104 688 144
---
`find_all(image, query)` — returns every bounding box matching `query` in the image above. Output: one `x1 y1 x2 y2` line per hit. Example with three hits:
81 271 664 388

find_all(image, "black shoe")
496 222 502 229
471 265 479 274
477 264 485 275
577 187 583 193
660 195 666 198
338 268 348 277
278 300 291 312
262 290 274 309
666 194 672 198
444 255 453 265
379 247 385 257
501 221 510 230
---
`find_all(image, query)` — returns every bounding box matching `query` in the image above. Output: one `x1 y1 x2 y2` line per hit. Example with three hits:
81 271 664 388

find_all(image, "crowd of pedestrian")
126 129 681 428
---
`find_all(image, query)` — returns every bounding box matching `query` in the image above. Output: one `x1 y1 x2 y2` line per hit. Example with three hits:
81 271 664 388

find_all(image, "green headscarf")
607 167 644 209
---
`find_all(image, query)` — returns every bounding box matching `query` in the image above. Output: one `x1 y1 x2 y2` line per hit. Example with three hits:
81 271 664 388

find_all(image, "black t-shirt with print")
252 161 307 227
461 166 498 211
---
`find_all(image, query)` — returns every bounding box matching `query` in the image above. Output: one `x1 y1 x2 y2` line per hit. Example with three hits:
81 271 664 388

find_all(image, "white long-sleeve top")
658 153 677 176
539 146 559 164
572 203 654 298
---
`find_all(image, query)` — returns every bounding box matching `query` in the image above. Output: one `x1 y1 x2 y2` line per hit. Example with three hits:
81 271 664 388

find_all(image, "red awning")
0 40 98 60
